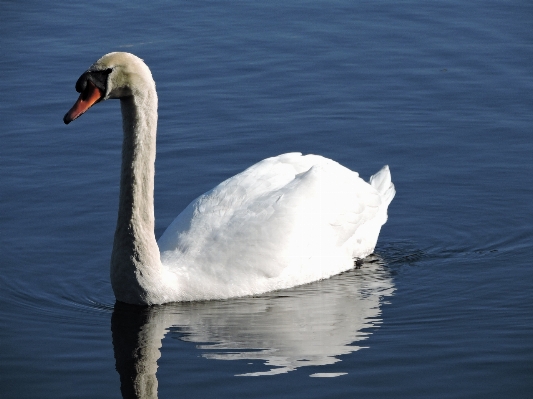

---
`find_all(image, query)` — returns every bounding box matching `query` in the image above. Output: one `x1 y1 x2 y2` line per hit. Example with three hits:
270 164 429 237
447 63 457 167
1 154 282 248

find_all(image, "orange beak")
63 80 103 124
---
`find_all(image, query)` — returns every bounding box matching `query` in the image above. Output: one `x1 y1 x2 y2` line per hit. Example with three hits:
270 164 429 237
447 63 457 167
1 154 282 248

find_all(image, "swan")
63 52 395 305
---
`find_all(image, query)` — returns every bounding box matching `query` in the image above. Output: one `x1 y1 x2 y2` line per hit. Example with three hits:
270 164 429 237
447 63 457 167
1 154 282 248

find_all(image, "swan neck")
111 87 162 305
119 94 157 234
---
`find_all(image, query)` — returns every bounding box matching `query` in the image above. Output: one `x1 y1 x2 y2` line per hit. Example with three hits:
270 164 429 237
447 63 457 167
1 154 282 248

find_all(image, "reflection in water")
111 258 394 398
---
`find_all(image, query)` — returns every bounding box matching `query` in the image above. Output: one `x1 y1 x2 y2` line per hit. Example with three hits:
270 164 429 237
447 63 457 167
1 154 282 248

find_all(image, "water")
1 1 532 398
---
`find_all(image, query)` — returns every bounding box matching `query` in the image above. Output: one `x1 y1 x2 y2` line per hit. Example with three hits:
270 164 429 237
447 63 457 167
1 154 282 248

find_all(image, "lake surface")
1 1 532 398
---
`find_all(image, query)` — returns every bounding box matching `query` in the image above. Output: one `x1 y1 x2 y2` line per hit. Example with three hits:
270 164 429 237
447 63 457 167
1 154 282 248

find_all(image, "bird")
64 52 395 305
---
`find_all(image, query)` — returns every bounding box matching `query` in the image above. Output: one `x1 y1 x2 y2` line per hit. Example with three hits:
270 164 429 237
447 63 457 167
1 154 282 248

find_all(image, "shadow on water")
111 258 394 398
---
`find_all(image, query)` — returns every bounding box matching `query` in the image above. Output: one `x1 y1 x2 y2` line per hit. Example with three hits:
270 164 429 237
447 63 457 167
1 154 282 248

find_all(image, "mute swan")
64 52 395 305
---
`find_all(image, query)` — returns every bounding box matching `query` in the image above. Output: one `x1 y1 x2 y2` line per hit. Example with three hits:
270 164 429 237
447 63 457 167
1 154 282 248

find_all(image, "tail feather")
370 165 395 208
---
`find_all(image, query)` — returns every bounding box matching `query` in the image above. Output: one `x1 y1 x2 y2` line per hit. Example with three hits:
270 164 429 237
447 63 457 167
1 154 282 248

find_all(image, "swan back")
158 153 394 301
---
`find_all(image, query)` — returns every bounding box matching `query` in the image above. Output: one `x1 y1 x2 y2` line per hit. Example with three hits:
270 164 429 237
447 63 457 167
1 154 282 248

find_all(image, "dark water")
1 1 532 398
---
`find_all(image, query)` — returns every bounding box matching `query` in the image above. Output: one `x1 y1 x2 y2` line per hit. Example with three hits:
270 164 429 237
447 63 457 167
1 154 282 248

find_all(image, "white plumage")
158 153 394 300
64 52 395 305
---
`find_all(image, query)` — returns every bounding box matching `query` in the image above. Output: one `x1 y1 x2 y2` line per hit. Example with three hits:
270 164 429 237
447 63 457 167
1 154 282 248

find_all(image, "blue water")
1 1 532 398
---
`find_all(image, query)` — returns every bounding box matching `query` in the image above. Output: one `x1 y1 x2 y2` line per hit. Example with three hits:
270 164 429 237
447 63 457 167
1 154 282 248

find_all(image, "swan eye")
90 69 113 92
75 68 113 94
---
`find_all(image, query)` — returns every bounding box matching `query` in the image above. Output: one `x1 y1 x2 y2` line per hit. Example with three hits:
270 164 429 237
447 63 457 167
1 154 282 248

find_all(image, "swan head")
63 52 155 124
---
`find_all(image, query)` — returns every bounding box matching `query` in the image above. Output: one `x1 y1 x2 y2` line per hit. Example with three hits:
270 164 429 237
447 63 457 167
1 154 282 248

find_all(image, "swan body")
64 52 395 305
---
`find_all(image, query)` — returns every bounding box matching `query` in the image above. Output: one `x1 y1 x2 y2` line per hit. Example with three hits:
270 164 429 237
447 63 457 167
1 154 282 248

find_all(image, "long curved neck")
111 86 161 305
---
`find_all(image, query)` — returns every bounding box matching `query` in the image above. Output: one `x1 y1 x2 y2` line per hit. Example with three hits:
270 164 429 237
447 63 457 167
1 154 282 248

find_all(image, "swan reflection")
111 258 394 398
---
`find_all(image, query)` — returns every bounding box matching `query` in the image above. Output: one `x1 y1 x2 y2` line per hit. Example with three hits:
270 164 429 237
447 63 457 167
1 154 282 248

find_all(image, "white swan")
64 52 395 305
